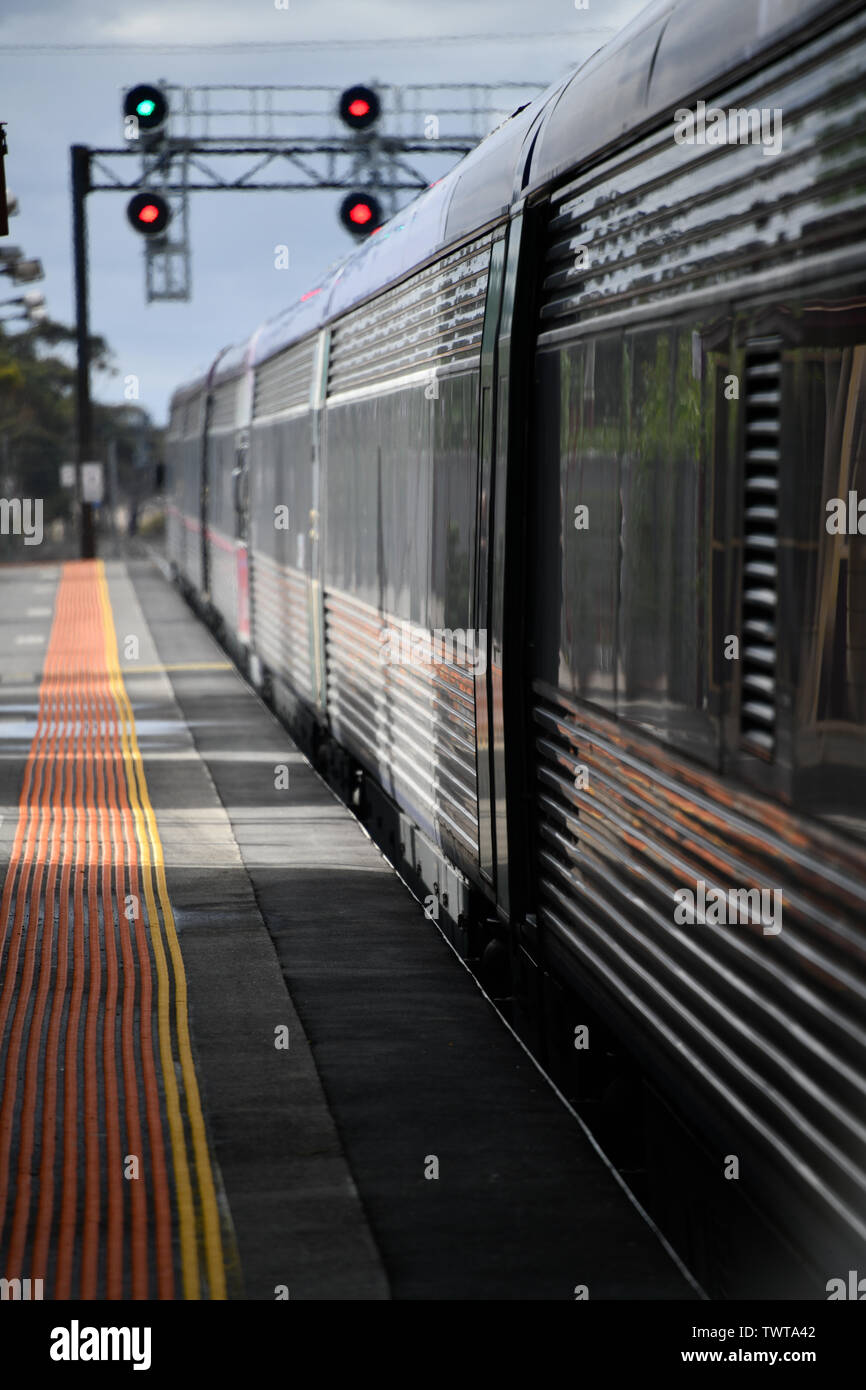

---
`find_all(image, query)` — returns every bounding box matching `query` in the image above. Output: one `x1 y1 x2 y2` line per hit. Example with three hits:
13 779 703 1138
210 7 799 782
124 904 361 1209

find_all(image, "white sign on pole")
81 461 104 505
60 462 76 489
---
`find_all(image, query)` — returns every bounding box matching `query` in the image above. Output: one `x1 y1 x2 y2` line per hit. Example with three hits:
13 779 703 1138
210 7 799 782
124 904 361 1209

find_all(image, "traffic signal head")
338 85 380 131
127 192 171 236
123 84 169 139
339 191 382 237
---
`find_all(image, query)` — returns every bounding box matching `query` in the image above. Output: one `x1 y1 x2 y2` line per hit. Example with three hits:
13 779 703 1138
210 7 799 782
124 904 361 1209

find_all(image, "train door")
232 428 251 644
308 329 329 714
199 390 211 601
486 207 544 928
474 235 507 890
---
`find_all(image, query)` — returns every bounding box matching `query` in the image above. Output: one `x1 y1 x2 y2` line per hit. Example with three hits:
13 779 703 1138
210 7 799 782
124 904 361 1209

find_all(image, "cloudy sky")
1 0 644 422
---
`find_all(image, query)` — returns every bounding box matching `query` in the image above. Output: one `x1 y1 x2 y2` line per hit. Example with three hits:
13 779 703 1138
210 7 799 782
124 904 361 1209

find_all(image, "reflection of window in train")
795 336 866 834
826 349 865 727
801 344 866 727
622 328 702 714
546 328 707 746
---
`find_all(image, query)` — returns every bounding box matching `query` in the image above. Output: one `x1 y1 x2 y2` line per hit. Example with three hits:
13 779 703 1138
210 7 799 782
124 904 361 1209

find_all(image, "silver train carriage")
166 0 866 1293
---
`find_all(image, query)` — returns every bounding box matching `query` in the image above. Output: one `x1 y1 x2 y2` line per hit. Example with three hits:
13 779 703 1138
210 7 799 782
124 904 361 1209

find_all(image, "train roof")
169 0 850 409
525 0 851 193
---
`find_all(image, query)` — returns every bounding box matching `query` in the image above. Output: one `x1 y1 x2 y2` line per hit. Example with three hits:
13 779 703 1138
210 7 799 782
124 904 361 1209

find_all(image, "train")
166 0 866 1296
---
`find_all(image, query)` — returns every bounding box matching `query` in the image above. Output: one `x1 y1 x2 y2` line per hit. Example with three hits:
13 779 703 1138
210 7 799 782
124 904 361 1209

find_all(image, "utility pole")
107 434 118 531
71 144 95 560
0 124 9 238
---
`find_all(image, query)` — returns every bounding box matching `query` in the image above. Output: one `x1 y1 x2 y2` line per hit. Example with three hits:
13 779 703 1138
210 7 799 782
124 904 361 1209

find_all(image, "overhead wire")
1 29 617 54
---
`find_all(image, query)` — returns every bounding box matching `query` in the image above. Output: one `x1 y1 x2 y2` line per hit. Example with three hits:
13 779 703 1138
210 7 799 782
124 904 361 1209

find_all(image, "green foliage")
0 318 161 517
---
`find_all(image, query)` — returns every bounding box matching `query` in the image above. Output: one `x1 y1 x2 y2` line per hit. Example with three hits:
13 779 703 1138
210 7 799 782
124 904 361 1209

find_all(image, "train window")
531 336 620 714
531 325 719 762
789 336 866 841
619 326 716 764
250 416 314 574
379 388 430 626
324 397 379 609
325 389 432 625
430 373 478 632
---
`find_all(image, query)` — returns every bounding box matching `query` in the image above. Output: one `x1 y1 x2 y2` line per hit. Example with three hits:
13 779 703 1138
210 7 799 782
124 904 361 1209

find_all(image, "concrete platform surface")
0 556 697 1301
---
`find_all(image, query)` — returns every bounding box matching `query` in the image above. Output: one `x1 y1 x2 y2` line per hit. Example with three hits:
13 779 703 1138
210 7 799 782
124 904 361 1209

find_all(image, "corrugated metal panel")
250 549 314 700
166 503 181 569
320 178 457 330
209 377 240 433
253 338 316 419
324 588 479 857
327 234 492 397
208 528 238 630
183 392 205 438
211 340 249 385
532 682 866 1260
538 11 866 340
167 399 186 440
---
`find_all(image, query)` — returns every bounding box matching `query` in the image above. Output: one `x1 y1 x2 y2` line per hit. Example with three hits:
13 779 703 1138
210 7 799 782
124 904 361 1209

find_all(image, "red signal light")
126 191 171 235
339 189 382 238
338 85 380 130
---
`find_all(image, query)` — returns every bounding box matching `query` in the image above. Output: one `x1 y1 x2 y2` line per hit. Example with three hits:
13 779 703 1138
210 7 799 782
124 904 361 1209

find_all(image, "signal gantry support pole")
71 144 95 560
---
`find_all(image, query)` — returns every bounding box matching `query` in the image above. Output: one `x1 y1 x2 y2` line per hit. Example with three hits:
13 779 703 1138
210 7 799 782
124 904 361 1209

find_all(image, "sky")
1 0 645 424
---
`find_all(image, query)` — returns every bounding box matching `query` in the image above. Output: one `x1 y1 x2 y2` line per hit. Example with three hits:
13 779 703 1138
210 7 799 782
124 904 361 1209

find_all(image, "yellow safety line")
96 562 227 1300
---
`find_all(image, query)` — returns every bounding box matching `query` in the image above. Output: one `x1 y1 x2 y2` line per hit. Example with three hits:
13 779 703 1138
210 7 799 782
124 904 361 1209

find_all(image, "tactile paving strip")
0 560 226 1299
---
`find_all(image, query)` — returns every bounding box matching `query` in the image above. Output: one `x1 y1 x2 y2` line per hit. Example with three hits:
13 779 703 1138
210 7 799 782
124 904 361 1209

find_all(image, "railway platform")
0 555 698 1301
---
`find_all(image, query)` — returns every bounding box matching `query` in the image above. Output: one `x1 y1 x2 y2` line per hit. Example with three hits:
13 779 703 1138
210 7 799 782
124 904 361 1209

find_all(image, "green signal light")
136 99 156 117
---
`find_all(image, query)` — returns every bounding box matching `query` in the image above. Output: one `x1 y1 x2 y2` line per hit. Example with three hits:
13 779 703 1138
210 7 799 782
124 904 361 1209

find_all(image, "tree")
0 318 161 522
